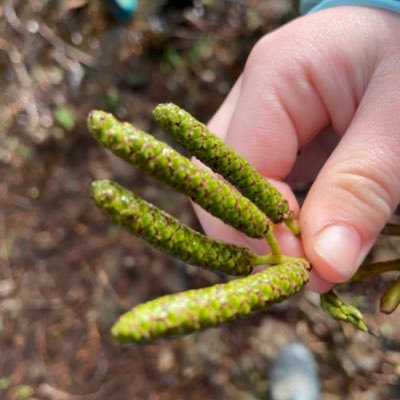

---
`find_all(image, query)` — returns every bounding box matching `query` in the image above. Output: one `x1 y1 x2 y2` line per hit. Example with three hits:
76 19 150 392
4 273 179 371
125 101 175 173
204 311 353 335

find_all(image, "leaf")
54 106 75 131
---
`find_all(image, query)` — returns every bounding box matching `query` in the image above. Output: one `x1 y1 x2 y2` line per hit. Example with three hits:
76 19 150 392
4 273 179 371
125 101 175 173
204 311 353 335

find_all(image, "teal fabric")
300 0 400 14
106 0 137 21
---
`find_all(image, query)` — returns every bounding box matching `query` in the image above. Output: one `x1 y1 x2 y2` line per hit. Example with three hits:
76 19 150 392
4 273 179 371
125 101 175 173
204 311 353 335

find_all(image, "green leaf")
0 377 10 391
16 385 34 400
54 106 75 131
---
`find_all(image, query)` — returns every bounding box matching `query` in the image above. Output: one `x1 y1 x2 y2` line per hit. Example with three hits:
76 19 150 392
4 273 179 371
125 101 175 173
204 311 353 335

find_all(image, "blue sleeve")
300 0 400 14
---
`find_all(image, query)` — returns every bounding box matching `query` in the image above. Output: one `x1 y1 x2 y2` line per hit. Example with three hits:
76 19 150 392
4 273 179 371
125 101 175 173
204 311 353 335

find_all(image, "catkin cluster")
88 103 377 344
88 111 271 239
153 103 291 223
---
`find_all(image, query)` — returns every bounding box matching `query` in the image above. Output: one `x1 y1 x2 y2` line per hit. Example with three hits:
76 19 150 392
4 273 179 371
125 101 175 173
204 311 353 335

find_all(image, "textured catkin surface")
91 179 256 276
112 260 310 343
153 103 291 223
88 110 271 239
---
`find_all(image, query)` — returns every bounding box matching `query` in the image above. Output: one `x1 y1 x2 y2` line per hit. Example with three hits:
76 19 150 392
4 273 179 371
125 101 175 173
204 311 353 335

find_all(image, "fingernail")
313 224 361 281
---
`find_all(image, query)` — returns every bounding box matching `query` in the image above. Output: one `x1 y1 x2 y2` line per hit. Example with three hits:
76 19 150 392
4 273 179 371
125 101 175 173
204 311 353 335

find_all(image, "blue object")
270 342 320 400
106 0 137 21
300 0 400 14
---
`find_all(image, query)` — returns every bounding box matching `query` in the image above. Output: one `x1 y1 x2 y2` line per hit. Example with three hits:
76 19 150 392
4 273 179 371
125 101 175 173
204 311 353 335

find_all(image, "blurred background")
0 1 399 399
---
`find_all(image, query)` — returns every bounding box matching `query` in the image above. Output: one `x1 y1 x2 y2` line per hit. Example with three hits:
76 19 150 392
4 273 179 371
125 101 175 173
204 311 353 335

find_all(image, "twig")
39 23 94 67
12 57 40 128
37 380 118 400
0 183 15 295
350 259 400 283
83 261 128 309
4 0 22 33
382 223 400 236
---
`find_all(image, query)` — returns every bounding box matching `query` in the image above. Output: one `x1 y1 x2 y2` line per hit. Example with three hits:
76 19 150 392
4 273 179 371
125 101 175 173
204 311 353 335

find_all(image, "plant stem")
382 223 400 236
265 229 281 257
254 253 306 266
255 228 307 265
349 259 400 283
285 216 300 236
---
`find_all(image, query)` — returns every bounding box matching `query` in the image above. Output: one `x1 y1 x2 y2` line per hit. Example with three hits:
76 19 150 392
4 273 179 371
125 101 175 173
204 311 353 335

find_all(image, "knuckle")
334 167 395 223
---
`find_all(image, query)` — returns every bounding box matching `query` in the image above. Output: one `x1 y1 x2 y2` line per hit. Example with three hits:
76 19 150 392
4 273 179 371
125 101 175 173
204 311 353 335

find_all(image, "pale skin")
194 6 400 293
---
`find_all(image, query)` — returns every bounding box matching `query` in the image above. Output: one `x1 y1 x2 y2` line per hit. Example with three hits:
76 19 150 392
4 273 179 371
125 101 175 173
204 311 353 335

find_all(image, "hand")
193 6 400 292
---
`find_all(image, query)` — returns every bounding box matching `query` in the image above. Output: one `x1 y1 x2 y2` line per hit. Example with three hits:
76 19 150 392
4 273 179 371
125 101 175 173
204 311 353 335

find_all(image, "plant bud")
320 291 367 332
379 277 400 314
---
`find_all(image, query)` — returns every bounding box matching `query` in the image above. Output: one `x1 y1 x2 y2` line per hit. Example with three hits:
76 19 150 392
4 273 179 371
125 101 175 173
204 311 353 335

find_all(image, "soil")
1 1 399 399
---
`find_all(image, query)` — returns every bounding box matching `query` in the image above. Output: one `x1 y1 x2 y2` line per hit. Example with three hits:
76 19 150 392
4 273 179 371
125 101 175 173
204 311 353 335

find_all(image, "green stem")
284 216 300 236
254 254 307 266
265 229 281 257
254 228 306 266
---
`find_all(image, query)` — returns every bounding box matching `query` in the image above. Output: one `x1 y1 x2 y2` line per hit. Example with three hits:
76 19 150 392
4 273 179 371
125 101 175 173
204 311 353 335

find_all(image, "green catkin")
91 179 257 276
111 260 310 343
153 103 291 224
88 110 271 239
379 276 400 314
320 291 368 332
87 106 377 343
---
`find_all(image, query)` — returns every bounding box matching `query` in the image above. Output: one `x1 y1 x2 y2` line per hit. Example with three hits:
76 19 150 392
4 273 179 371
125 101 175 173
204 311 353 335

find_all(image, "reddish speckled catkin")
88 110 271 239
112 260 310 343
153 103 291 223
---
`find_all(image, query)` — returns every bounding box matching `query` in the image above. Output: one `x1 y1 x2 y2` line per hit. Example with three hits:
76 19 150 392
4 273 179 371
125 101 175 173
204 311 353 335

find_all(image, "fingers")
192 6 400 291
193 178 301 252
198 9 370 253
221 6 378 179
301 66 400 283
286 127 339 188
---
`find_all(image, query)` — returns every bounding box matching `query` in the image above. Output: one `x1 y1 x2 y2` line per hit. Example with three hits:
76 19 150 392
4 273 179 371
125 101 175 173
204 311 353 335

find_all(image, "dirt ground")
1 1 399 399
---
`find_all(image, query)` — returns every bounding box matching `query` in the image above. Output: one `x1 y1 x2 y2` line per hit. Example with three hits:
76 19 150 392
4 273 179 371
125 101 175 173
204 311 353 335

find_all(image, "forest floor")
1 1 399 399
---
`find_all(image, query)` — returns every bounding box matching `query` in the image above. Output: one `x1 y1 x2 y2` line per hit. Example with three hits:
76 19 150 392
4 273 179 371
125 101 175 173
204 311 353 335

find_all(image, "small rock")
270 342 320 400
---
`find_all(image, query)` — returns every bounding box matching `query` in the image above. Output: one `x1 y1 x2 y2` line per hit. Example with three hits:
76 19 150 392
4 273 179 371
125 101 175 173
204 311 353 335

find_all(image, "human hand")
193 6 400 292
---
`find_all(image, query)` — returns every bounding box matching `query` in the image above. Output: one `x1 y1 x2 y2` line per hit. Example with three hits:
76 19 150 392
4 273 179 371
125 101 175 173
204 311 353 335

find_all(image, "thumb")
301 70 400 283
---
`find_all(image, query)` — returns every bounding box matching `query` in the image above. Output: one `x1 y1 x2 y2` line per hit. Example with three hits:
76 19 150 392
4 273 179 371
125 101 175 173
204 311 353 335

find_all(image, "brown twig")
39 23 95 67
0 183 15 296
350 259 400 283
37 380 118 400
382 223 400 236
